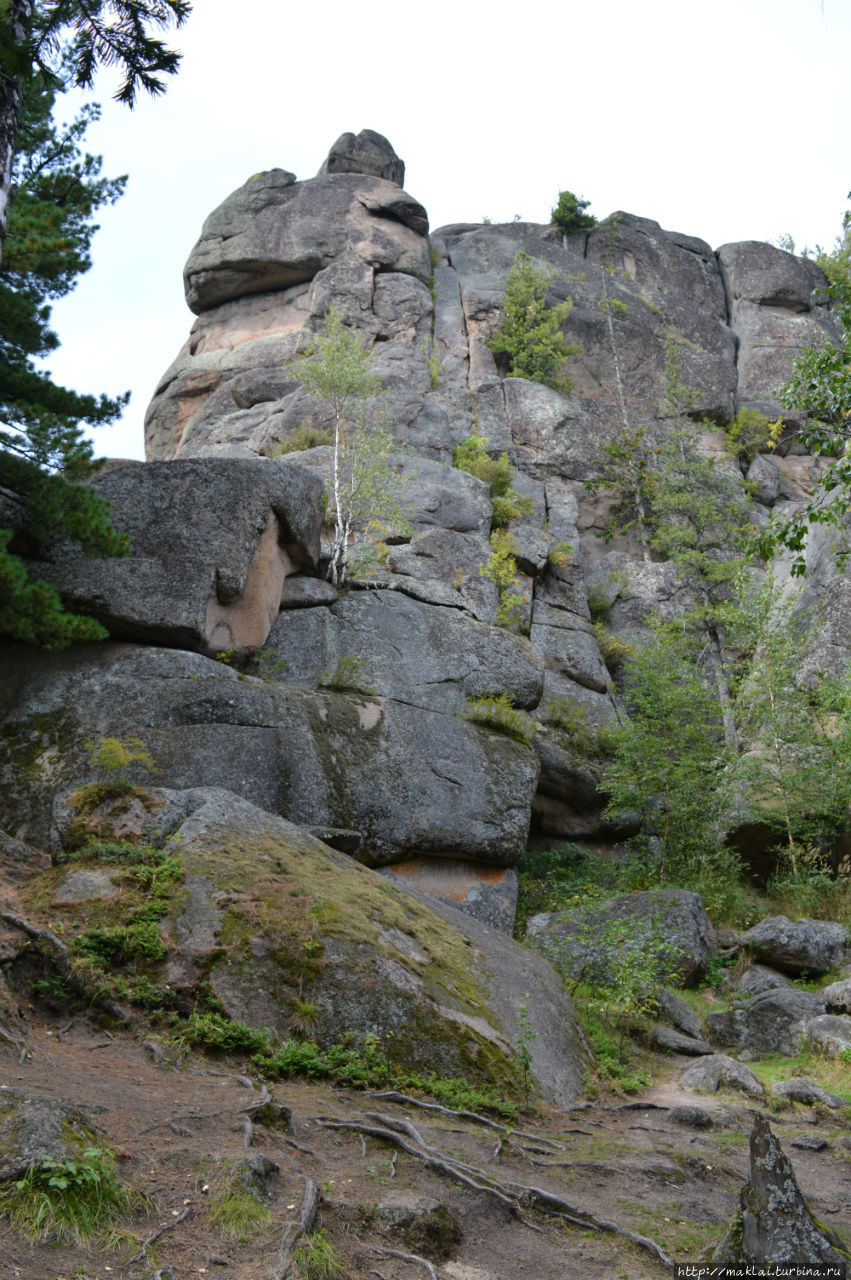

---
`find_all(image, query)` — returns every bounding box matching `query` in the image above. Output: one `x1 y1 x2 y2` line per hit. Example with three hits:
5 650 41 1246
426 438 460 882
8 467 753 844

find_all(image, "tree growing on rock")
488 252 580 391
294 308 406 587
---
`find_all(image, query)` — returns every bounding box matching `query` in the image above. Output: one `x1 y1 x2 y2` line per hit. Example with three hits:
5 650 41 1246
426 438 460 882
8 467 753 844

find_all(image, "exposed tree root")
371 1244 440 1279
315 1111 675 1270
127 1204 193 1265
366 1090 565 1149
270 1174 319 1280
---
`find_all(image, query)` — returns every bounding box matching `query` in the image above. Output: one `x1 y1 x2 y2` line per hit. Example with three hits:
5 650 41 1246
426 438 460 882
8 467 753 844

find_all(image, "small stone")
790 1135 829 1151
669 1106 713 1130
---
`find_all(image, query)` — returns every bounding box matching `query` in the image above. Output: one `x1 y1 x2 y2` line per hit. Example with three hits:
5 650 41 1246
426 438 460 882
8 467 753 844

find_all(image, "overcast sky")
42 0 851 461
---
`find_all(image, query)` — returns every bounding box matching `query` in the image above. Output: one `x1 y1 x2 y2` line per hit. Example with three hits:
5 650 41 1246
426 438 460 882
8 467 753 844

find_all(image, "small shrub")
491 489 534 528
73 921 166 966
480 529 528 629
547 541 574 571
544 698 615 758
171 1011 275 1056
593 620 633 674
724 406 778 464
0 1146 130 1242
292 1227 345 1280
461 692 536 746
83 735 157 791
270 424 334 456
586 582 613 622
598 297 628 315
452 434 513 495
317 654 373 693
551 190 597 234
427 344 442 389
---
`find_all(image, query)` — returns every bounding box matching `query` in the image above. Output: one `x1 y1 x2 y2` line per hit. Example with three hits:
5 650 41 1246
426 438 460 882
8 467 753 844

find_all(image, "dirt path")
1 1013 849 1280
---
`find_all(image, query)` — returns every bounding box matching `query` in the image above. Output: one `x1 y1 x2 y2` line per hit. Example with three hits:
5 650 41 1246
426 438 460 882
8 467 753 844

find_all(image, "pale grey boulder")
0 1091 104 1182
804 1013 851 1057
526 889 717 987
680 1053 764 1097
770 1078 850 1108
651 1026 712 1055
654 988 707 1041
0 642 538 868
32 458 323 659
318 129 405 185
735 964 792 996
822 976 851 1013
707 989 827 1056
741 916 848 975
185 170 430 313
259 590 544 713
745 453 781 506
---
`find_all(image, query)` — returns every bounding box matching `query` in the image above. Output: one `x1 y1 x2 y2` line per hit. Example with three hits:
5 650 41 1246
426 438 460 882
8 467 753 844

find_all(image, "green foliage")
543 697 616 758
593 619 632 675
208 1177 272 1239
316 653 372 693
724 406 777 464
0 1146 130 1242
294 307 407 585
488 251 580 390
753 197 851 572
547 540 574 570
598 297 628 316
513 994 536 1108
171 1011 275 1056
73 919 166 965
452 432 533 528
0 62 132 648
269 423 334 455
84 735 157 789
480 528 527 628
550 190 597 234
253 1037 516 1117
427 342 442 389
602 620 734 885
461 692 536 746
292 1228 345 1280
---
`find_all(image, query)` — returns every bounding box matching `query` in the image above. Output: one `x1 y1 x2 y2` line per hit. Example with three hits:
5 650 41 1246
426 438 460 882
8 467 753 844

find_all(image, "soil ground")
1 1008 850 1280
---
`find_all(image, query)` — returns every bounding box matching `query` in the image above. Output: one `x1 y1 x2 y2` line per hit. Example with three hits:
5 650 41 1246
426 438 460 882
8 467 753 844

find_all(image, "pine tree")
0 63 130 648
488 252 580 390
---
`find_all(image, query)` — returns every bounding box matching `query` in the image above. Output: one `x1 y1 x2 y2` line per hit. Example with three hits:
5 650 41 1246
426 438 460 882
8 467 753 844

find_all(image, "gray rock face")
0 642 538 868
736 964 793 995
259 590 543 713
823 976 851 1012
318 129 405 186
741 916 849 975
706 989 827 1056
654 987 706 1040
33 459 323 659
711 1114 847 1270
184 170 429 313
381 860 519 934
651 1025 712 1055
526 889 717 987
804 1013 851 1056
770 1078 850 1108
680 1054 765 1098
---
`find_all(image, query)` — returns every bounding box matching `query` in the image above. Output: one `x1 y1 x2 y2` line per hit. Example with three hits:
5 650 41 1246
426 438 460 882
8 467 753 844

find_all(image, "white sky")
41 0 851 461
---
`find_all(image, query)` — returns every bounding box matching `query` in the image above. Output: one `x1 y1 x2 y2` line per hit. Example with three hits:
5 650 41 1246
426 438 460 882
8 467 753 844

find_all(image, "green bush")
0 1146 131 1242
480 529 528 628
461 692 536 746
488 252 580 390
269 424 334 455
551 190 597 234
171 1011 275 1055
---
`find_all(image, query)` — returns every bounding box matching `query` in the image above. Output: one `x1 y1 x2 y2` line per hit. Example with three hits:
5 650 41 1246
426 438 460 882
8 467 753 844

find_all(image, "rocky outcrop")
679 1054 765 1098
0 642 538 868
318 129 405 185
711 1114 849 1271
741 916 849 975
706 988 828 1056
32 458 323 659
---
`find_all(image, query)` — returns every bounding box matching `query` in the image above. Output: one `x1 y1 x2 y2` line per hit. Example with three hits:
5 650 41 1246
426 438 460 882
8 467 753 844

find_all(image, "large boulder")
33 787 591 1105
740 916 849 975
679 1054 764 1098
0 643 538 868
31 459 323 659
804 1013 851 1057
184 170 430 313
706 989 828 1056
0 1091 104 1181
525 889 717 987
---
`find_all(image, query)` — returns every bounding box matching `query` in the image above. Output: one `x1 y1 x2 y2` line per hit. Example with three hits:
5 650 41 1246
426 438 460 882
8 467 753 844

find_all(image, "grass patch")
292 1227 345 1279
461 693 536 746
170 1011 275 1056
748 1047 851 1102
0 1146 131 1243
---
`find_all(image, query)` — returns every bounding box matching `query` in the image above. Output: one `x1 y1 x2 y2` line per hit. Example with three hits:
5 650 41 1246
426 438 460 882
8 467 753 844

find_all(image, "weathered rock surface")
0 642 538 868
740 916 848 975
0 1090 102 1180
32 459 323 659
318 129 405 186
804 1013 851 1057
650 1025 712 1055
707 988 828 1056
46 787 590 1105
679 1054 765 1097
823 976 851 1012
711 1114 848 1270
525 889 717 987
770 1078 850 1108
381 860 519 934
735 963 792 995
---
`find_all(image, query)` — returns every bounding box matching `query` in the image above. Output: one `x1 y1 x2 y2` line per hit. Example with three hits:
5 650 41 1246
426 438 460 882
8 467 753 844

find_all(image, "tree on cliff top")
1 0 191 263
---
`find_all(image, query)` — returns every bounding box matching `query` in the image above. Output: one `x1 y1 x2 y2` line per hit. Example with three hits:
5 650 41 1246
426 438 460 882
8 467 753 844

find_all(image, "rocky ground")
2 1006 849 1280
